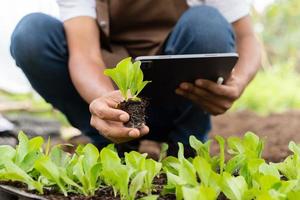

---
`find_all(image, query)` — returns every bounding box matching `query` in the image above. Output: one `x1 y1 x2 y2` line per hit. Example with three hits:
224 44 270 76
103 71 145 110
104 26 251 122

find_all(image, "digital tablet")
135 53 238 105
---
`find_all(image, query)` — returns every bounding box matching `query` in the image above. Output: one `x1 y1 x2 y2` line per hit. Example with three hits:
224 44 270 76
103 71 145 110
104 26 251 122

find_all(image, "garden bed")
0 131 299 200
210 110 300 162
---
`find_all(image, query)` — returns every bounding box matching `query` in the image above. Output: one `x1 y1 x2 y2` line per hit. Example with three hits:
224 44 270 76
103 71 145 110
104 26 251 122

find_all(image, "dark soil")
0 175 175 200
118 98 148 129
210 110 300 162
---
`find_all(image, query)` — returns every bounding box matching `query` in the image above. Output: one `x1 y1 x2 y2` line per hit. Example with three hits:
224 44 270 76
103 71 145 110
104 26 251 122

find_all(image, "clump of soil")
118 98 148 129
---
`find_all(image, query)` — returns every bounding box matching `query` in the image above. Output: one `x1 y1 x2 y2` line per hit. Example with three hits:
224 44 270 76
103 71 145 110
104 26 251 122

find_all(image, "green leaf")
178 159 197 186
189 135 212 161
159 143 169 162
129 60 141 97
138 195 159 200
129 171 147 200
182 185 217 200
82 144 99 173
193 157 221 192
73 156 89 194
193 156 212 186
215 135 225 175
125 151 147 172
225 155 246 174
104 57 150 100
288 190 300 200
162 156 180 175
0 161 43 194
178 143 185 161
143 159 162 194
273 156 299 180
0 145 16 166
35 156 67 196
15 132 44 171
227 132 264 159
100 147 121 170
182 186 200 200
289 141 300 158
136 81 151 97
15 131 29 165
259 163 280 180
278 180 298 194
50 146 71 167
59 169 85 195
102 165 131 198
257 175 281 191
198 185 218 200
221 172 248 200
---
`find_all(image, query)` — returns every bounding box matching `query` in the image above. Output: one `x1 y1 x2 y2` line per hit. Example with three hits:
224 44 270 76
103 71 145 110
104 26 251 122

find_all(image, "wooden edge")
0 184 47 200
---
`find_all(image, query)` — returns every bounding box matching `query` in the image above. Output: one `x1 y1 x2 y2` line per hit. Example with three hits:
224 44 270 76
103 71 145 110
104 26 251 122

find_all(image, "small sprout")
104 57 151 101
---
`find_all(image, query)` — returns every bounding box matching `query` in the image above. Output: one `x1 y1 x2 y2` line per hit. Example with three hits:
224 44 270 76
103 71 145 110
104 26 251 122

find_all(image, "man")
10 0 260 156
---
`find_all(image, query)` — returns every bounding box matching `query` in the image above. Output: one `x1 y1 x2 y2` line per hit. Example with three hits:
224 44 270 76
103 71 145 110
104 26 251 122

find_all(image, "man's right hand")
90 91 149 144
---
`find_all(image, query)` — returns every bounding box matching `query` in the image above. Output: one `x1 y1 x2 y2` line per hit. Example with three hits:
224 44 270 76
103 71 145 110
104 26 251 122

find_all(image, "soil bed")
0 175 175 200
210 110 300 162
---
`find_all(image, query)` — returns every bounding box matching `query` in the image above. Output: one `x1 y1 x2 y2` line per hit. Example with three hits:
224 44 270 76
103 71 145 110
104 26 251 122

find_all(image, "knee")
178 6 235 53
10 13 64 68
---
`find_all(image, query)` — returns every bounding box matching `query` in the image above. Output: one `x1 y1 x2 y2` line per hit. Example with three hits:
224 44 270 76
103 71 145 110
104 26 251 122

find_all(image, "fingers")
90 100 129 122
175 87 232 115
194 79 239 100
180 79 240 101
90 115 149 143
91 117 132 137
139 125 150 135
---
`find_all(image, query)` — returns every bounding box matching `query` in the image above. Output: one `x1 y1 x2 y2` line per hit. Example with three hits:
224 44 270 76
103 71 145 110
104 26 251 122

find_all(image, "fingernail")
195 80 202 86
180 83 189 90
129 130 140 137
120 114 129 122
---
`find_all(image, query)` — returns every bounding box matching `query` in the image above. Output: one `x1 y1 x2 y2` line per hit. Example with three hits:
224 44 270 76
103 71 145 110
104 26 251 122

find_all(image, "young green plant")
104 57 151 128
104 57 151 101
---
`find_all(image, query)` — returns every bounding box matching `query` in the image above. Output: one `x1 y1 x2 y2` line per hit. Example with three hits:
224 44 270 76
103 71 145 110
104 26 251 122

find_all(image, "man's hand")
175 74 244 115
90 91 149 143
176 15 261 115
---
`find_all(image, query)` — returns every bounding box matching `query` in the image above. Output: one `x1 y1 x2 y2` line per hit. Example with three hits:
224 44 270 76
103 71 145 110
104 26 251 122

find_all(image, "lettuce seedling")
14 131 44 172
104 57 151 101
0 160 43 193
104 57 151 128
189 136 219 170
100 147 149 200
34 145 84 196
220 172 248 200
124 151 162 195
273 141 300 180
72 144 101 195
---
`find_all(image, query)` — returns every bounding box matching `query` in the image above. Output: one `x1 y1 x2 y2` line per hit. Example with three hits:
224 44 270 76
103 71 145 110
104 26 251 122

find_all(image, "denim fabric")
10 6 235 147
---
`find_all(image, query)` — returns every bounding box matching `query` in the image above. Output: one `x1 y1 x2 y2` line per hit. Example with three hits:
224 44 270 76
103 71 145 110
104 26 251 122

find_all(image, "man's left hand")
175 74 245 115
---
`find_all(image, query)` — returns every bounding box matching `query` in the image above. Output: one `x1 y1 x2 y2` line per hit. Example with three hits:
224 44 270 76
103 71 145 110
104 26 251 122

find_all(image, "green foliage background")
232 0 300 114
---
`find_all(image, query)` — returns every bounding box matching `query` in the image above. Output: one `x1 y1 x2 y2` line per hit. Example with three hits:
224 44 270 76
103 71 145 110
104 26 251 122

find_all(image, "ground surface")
210 110 300 162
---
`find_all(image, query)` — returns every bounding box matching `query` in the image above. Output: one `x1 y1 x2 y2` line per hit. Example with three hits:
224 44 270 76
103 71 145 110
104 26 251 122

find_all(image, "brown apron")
96 0 188 67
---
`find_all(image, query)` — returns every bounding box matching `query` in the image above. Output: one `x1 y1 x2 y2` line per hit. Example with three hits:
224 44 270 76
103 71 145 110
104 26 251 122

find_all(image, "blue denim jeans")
10 6 235 147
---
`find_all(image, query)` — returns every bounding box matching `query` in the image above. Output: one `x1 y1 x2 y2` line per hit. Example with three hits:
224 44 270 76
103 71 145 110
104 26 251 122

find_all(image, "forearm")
68 53 114 103
64 17 114 103
232 16 261 89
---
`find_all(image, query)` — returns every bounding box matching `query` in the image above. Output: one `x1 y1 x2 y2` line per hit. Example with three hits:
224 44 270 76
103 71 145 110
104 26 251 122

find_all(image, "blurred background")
0 0 299 161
